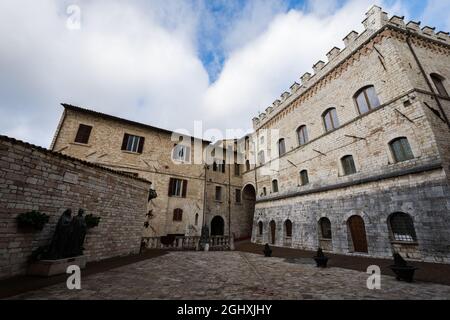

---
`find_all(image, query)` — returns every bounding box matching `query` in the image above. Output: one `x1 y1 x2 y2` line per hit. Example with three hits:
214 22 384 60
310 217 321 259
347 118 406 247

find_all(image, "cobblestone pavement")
12 252 450 300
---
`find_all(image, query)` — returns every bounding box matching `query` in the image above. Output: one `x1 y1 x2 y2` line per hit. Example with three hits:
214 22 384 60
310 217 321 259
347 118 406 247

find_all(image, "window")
319 218 332 240
212 161 218 172
272 180 279 193
195 213 199 226
172 144 191 162
74 124 93 144
121 133 145 153
217 160 226 173
297 126 309 146
234 163 240 176
341 155 357 176
278 139 286 156
235 189 241 203
245 160 251 172
300 170 309 186
168 178 187 198
354 86 381 114
390 137 414 163
258 221 263 236
323 108 340 132
173 209 183 222
431 73 448 97
258 151 265 165
285 220 292 238
215 186 222 201
389 212 417 242
262 187 267 196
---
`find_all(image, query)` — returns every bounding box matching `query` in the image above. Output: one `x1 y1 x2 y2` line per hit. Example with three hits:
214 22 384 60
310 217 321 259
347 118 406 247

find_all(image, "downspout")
406 35 450 130
228 160 231 238
202 164 208 229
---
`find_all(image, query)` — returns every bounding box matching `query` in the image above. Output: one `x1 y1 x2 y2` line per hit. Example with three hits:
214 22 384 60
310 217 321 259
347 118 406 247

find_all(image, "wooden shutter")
74 124 92 144
121 134 130 150
168 178 174 196
182 180 188 198
138 136 145 153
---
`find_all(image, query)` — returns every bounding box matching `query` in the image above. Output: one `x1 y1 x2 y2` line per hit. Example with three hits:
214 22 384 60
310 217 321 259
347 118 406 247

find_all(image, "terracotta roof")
61 103 211 144
0 134 152 185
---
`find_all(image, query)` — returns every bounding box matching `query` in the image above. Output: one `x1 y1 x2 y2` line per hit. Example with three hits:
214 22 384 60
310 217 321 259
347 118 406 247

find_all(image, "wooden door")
348 216 368 253
270 221 276 245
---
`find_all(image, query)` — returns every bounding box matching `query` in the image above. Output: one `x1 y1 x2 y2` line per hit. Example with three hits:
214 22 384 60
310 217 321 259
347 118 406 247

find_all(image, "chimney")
326 47 341 62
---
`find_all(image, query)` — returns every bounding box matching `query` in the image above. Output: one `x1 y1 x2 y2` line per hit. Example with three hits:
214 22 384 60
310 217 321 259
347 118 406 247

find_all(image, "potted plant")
85 214 101 229
313 248 329 268
16 211 50 231
389 253 418 283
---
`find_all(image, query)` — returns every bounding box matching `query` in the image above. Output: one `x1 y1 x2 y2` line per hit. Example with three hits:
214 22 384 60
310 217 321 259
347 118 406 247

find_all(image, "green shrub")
17 211 50 231
85 214 101 229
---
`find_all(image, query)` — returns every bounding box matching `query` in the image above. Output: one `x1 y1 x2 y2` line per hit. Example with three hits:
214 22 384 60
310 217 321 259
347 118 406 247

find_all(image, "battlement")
252 5 450 130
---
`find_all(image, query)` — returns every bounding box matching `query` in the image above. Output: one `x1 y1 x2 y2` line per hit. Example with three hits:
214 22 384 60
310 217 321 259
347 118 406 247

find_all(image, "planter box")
27 256 87 277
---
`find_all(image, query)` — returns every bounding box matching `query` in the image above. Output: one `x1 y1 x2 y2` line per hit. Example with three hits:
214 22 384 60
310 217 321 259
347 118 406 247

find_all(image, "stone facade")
0 135 151 279
242 6 450 263
51 106 253 241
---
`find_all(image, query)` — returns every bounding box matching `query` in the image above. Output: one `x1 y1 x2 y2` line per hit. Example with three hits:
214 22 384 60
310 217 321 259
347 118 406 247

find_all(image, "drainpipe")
228 160 231 239
406 35 450 130
202 164 208 229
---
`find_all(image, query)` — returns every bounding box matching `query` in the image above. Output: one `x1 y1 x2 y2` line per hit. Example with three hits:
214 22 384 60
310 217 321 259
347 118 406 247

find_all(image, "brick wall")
0 136 151 279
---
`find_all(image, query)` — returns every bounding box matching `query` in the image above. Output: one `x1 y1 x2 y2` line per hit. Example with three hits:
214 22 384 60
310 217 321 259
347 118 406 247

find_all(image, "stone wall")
0 136 151 279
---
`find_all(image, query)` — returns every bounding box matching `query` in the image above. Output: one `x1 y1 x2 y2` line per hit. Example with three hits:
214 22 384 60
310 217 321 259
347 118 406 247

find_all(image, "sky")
0 0 449 147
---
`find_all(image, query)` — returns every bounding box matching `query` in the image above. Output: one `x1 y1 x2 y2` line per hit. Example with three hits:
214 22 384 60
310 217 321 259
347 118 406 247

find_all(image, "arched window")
341 155 357 176
173 208 183 222
297 125 309 146
258 221 263 236
245 160 250 172
319 217 332 239
285 220 292 238
323 108 340 132
300 170 309 186
277 139 286 156
272 180 279 193
431 73 448 97
195 213 199 226
354 86 381 114
388 212 417 242
258 151 265 165
389 137 414 163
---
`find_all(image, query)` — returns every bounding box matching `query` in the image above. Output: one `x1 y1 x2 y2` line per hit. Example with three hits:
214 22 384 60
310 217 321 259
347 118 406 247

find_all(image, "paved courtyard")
11 252 450 300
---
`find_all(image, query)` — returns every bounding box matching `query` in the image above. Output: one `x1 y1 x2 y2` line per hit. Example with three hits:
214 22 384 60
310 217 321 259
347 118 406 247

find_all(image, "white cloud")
0 0 416 147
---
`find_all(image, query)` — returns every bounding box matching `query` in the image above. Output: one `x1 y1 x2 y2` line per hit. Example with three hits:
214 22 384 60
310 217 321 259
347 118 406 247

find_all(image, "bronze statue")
47 209 73 259
69 209 87 257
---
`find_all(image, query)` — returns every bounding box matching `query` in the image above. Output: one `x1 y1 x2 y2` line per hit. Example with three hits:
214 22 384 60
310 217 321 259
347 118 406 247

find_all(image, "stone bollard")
204 243 209 252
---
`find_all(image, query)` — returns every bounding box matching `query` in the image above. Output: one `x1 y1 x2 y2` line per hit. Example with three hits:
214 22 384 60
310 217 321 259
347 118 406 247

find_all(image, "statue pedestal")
27 256 87 277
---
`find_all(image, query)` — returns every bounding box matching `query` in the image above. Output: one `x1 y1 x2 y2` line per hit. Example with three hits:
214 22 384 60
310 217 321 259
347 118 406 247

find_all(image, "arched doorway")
241 184 256 240
211 216 225 236
269 220 276 245
348 216 368 253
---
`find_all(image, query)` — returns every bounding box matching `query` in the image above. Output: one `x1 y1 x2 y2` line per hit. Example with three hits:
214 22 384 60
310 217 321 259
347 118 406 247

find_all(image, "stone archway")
211 216 225 236
241 184 256 240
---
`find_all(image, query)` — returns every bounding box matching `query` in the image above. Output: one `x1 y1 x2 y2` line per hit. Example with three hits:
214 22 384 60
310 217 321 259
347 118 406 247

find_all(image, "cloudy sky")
1 0 449 147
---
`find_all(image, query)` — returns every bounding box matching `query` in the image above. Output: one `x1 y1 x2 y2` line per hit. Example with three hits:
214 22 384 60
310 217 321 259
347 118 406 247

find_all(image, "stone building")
242 6 450 263
50 105 255 241
49 6 450 263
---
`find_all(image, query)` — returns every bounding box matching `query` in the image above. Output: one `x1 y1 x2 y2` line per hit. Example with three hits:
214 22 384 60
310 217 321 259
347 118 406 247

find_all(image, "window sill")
121 150 142 155
390 241 419 245
70 142 91 147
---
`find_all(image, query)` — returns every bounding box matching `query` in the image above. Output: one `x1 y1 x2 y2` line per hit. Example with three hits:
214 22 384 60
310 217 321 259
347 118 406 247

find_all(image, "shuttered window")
74 124 92 144
323 108 340 132
272 180 279 193
121 133 145 153
168 178 188 198
172 144 191 162
341 155 357 176
278 139 286 156
297 126 309 146
390 137 414 163
319 218 332 240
